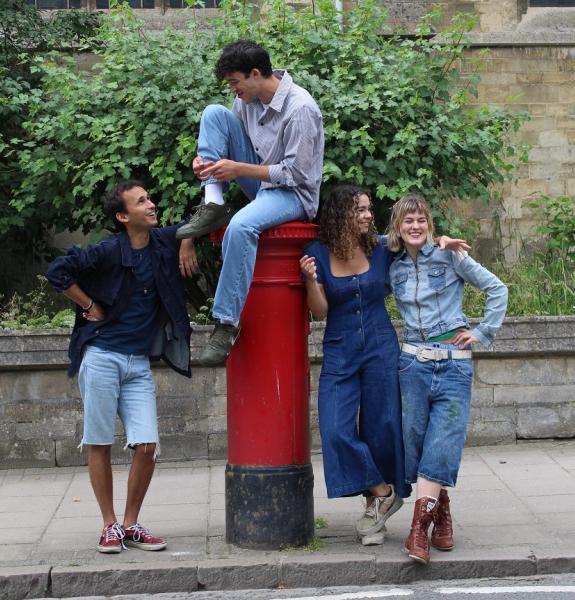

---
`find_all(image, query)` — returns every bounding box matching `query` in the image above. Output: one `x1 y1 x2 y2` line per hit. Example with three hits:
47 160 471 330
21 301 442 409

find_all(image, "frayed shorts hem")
124 441 161 460
78 440 113 448
78 440 161 460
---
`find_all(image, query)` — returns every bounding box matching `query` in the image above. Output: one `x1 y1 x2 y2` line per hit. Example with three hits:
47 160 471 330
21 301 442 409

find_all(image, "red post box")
214 221 318 550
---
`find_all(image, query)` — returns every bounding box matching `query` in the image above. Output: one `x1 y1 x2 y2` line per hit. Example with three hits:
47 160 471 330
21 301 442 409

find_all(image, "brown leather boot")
404 497 436 564
431 488 454 551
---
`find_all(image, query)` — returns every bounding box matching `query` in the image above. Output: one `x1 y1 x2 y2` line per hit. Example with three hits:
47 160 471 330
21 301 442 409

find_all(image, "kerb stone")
197 558 279 590
280 554 375 587
0 566 50 600
50 563 198 597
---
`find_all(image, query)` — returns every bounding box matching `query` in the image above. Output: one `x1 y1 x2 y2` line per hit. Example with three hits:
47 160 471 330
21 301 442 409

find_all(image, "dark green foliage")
7 0 528 236
525 194 575 263
0 1 102 295
2 0 531 309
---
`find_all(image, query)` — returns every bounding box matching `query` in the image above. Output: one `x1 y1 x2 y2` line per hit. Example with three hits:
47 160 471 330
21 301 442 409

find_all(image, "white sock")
204 183 225 205
220 318 239 328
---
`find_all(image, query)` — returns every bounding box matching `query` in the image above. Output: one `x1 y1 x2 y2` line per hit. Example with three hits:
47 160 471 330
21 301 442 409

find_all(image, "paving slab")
0 441 575 599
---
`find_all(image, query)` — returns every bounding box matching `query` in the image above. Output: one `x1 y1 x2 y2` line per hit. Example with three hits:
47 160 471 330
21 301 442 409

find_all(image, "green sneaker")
176 203 235 239
199 323 241 366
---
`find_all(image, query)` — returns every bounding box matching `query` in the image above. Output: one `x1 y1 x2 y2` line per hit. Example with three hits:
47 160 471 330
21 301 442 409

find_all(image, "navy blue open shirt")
46 224 192 378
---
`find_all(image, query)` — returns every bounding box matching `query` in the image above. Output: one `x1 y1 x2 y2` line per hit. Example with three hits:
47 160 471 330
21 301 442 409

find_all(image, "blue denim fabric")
398 342 473 487
78 346 159 449
389 245 508 348
198 105 261 201
199 105 307 323
306 240 411 499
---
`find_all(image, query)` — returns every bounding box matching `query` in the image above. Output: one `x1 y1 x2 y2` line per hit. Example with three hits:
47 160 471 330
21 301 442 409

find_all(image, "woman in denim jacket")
387 194 508 565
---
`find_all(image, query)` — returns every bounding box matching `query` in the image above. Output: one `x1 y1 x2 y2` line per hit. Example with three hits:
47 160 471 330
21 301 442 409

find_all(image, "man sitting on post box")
176 40 324 366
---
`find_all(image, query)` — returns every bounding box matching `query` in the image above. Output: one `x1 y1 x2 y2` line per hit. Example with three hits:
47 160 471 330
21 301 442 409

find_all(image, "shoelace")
189 204 207 218
364 487 395 522
126 522 150 542
103 522 126 546
364 496 383 520
414 523 429 548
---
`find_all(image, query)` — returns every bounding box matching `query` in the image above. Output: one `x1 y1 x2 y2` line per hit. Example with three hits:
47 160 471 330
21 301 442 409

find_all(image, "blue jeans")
198 105 307 322
398 343 473 487
78 346 159 450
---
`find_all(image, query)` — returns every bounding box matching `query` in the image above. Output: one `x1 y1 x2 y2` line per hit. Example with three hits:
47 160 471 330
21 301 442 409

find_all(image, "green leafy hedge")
1 0 102 236
6 0 528 238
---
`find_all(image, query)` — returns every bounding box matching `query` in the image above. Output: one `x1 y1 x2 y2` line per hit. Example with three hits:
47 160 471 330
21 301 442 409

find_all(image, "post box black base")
225 463 314 550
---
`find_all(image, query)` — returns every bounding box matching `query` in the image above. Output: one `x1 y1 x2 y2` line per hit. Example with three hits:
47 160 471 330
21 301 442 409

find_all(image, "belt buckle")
415 347 430 362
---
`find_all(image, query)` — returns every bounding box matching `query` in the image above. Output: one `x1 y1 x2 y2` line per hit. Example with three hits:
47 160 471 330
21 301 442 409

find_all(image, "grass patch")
0 276 75 330
284 536 326 552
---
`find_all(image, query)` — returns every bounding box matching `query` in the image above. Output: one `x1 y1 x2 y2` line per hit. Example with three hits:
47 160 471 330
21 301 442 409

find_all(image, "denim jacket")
46 225 192 378
389 244 508 348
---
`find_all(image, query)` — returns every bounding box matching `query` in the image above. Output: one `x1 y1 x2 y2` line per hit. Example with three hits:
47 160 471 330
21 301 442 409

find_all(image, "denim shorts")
78 346 159 451
398 342 473 487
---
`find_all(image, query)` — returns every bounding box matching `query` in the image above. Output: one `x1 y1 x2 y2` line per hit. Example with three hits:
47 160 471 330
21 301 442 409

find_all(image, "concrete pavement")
2 441 575 599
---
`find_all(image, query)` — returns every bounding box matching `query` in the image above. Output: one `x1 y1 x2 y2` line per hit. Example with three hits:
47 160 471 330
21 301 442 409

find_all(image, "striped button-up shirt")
232 70 324 220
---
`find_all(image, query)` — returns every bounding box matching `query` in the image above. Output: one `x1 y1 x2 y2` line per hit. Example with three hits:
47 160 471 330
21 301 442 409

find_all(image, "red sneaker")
123 523 167 551
97 522 125 554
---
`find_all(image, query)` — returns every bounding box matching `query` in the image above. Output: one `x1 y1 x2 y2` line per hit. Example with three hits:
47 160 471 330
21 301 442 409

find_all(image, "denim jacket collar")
398 242 435 261
389 244 508 348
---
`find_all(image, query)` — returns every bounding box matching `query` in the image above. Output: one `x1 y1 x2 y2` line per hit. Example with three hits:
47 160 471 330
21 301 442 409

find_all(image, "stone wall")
357 1 575 263
0 316 573 468
460 37 575 263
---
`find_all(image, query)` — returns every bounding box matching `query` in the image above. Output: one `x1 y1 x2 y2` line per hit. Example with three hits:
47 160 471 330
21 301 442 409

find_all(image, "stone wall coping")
0 316 573 370
464 32 575 46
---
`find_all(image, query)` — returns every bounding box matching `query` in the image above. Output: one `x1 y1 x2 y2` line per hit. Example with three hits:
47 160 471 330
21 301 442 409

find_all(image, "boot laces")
436 504 452 528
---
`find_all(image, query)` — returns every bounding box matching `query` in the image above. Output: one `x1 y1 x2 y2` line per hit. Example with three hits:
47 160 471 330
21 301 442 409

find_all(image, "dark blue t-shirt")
91 245 159 355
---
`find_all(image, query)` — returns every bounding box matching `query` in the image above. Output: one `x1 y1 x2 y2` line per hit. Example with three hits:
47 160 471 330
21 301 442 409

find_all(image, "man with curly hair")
177 40 324 366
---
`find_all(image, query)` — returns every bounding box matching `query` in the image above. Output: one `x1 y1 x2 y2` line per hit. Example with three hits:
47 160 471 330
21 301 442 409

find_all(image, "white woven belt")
402 342 472 361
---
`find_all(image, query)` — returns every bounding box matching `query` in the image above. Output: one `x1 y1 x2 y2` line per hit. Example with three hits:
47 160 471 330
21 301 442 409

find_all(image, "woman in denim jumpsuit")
300 185 411 545
387 194 508 564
